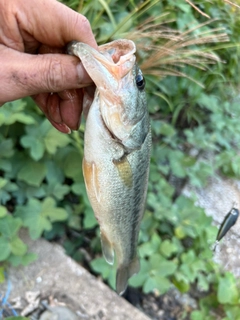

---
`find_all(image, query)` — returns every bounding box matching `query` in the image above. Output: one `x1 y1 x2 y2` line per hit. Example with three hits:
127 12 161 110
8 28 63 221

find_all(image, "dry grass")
125 16 229 85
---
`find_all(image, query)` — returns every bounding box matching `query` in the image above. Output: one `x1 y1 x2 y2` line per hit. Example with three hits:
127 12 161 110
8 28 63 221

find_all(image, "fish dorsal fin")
100 229 114 265
113 156 133 188
116 257 140 295
82 158 101 203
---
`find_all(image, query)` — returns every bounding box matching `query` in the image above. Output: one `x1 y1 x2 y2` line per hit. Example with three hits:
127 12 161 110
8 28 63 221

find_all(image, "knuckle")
74 14 92 36
80 16 91 30
43 57 65 92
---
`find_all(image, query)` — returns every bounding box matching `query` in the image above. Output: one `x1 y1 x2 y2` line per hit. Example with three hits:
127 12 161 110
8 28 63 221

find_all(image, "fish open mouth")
99 39 136 65
67 39 136 84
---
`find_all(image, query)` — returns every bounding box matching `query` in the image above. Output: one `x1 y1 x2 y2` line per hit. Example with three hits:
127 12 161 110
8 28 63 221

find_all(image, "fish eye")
135 73 145 91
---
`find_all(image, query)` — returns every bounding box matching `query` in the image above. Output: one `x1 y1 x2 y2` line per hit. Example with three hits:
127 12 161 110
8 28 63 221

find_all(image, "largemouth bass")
67 39 151 295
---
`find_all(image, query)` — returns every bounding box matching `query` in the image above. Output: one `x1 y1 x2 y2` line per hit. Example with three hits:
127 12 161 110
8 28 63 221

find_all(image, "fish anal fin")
113 156 133 188
100 230 114 265
116 257 140 296
82 158 101 202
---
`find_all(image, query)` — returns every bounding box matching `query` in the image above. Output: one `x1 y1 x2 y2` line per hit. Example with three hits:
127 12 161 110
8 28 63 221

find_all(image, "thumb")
0 46 91 104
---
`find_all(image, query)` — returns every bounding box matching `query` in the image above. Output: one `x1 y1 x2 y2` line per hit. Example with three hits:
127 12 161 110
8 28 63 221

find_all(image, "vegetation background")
1 0 240 319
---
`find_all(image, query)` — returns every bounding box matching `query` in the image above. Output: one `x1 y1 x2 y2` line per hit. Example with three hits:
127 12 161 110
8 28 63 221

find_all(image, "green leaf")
225 305 240 320
174 225 186 239
159 122 176 137
0 177 8 188
0 236 11 261
28 215 51 240
217 273 239 304
10 236 27 256
53 184 70 200
0 266 5 283
0 138 14 158
8 252 37 267
160 240 178 257
15 197 67 239
44 126 70 154
41 197 68 222
190 311 204 320
22 252 38 265
21 135 45 160
0 215 22 238
197 273 209 292
0 206 7 218
90 257 112 279
71 182 85 195
143 275 171 294
17 160 47 187
15 198 51 239
181 250 196 265
0 179 18 204
169 150 186 178
83 207 97 228
45 183 70 200
143 276 156 293
172 277 190 293
46 161 64 184
157 260 177 277
0 100 35 125
63 150 83 182
140 233 161 257
139 242 156 258
0 159 12 172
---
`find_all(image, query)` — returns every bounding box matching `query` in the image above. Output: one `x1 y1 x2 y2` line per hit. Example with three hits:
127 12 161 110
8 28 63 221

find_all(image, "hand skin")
0 0 98 133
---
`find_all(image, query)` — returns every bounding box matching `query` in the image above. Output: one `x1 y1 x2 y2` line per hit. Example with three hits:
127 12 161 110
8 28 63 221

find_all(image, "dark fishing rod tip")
216 207 239 242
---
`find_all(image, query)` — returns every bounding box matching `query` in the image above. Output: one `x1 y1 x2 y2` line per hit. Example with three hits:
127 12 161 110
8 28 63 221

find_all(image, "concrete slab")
0 232 151 320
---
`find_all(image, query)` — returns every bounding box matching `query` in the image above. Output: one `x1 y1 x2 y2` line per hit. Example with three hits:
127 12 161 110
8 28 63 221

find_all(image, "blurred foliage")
6 317 29 320
1 0 240 319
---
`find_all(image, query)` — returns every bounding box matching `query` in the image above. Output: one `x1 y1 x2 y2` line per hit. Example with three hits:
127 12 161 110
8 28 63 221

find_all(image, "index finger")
17 0 98 49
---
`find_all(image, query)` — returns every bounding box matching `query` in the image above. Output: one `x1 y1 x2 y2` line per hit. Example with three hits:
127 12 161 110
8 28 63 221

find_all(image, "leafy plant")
0 99 91 279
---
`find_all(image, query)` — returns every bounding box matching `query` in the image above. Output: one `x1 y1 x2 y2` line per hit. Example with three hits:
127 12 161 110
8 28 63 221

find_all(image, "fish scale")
67 39 151 295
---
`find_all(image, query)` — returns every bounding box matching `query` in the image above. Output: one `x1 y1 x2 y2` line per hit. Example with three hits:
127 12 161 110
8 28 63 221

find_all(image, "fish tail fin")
100 230 114 265
116 257 140 295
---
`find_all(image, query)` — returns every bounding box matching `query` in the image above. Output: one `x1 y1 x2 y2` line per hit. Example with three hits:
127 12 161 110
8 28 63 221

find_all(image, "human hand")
0 0 97 133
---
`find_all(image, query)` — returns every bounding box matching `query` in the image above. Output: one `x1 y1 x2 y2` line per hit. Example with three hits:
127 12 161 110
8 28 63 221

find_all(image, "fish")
216 207 239 242
67 39 151 295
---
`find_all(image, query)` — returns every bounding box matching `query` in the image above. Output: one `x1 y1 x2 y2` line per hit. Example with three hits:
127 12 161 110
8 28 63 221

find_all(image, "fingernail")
50 121 71 134
76 116 82 130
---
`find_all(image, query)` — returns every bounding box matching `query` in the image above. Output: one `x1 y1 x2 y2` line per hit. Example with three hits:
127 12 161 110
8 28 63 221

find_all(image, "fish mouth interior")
101 39 136 64
100 39 136 66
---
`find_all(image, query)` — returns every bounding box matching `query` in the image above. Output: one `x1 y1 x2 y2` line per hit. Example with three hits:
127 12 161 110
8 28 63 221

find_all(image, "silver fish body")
68 39 151 295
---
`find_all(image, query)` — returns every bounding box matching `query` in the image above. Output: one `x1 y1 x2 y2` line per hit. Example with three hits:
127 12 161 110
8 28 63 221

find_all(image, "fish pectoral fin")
82 158 101 202
113 156 133 188
100 230 114 265
116 257 140 296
